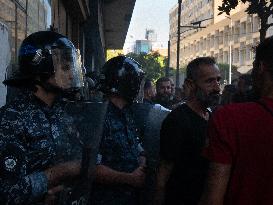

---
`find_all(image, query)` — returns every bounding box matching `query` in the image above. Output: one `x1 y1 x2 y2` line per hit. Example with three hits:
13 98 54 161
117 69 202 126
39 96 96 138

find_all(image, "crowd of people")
0 30 272 205
143 72 256 111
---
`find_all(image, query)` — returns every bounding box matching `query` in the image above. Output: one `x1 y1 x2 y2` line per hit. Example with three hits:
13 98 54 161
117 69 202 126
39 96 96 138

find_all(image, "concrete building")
169 0 273 76
145 29 157 42
134 39 152 54
130 29 168 56
0 0 136 106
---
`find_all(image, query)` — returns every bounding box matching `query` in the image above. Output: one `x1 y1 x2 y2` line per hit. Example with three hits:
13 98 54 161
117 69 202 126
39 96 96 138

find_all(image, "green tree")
106 49 124 60
126 52 167 82
218 63 240 84
218 0 273 42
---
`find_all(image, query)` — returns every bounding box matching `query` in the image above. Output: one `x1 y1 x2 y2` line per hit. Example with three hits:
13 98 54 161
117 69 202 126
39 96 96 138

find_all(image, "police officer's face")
158 81 172 97
193 64 221 107
48 61 73 89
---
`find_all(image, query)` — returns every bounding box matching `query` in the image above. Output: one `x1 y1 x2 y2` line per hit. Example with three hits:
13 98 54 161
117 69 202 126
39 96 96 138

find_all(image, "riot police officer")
91 56 146 205
0 31 85 204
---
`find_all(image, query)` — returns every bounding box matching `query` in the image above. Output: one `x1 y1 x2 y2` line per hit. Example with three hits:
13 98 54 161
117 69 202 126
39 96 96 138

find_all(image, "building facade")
0 0 49 63
169 0 273 76
134 39 152 54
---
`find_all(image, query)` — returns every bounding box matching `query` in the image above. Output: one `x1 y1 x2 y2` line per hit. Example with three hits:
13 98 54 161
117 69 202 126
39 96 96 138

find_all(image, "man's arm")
44 160 81 187
153 160 173 205
0 141 82 205
95 164 145 188
199 162 231 205
0 139 48 204
0 109 82 204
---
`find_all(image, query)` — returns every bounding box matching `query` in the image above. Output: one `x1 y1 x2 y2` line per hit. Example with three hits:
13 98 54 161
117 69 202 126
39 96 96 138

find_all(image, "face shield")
135 78 145 103
51 47 84 91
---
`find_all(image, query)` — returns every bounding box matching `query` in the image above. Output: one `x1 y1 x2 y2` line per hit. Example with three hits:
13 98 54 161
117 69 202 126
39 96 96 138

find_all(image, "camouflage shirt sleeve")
0 107 48 204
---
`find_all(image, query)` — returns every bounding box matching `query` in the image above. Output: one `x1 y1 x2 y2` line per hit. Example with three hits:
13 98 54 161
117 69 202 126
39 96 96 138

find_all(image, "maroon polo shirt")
204 97 273 205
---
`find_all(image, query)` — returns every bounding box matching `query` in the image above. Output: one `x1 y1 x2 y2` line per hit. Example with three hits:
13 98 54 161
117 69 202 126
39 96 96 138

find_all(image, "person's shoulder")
218 102 256 113
153 103 171 112
1 99 22 113
213 102 257 121
171 103 188 114
164 103 187 121
0 95 32 119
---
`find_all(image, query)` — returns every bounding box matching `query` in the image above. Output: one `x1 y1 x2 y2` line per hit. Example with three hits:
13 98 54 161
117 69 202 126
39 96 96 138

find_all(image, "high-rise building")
169 0 273 75
134 39 152 54
145 29 157 42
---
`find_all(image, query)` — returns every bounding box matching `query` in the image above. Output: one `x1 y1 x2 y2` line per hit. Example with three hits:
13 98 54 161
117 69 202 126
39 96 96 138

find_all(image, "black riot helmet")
100 56 145 103
4 31 84 92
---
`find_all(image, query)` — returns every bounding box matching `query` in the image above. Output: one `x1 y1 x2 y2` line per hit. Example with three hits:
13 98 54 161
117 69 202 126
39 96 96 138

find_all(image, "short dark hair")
255 36 273 75
223 84 236 93
239 74 252 86
156 77 171 90
186 57 216 80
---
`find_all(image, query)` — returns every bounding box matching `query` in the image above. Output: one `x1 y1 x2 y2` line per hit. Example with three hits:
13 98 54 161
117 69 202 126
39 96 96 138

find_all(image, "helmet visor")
51 48 84 90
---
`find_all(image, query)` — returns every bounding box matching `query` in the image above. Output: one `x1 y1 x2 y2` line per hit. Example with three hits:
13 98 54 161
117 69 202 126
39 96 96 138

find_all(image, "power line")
124 40 170 43
169 31 261 44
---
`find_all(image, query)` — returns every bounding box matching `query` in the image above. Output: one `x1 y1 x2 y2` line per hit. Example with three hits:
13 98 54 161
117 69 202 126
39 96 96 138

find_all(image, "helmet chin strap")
34 79 63 94
35 80 83 101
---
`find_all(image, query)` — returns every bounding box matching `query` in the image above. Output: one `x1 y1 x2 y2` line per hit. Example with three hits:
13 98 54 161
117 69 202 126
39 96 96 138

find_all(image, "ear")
147 88 152 97
260 62 266 72
184 78 196 91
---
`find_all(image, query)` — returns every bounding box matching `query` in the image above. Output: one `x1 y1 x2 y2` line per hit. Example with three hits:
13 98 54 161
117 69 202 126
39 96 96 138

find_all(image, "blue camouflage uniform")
91 102 143 205
0 91 82 205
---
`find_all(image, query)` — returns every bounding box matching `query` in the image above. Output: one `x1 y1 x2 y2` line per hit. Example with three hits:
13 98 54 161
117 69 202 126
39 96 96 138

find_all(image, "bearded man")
153 57 221 205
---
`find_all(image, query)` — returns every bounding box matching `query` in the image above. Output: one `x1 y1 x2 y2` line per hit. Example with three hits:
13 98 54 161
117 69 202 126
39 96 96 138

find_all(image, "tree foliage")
218 0 273 42
106 49 124 60
218 63 240 83
126 52 167 82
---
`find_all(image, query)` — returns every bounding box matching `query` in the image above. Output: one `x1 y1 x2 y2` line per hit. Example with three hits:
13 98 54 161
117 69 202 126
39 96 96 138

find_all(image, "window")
246 46 252 61
240 22 246 36
240 48 246 65
210 35 214 47
233 48 239 63
219 31 224 45
219 49 223 63
223 51 228 63
253 16 260 32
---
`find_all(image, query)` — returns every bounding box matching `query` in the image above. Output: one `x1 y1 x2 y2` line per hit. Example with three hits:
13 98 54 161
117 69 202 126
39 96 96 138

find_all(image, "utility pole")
229 18 232 84
225 15 233 84
176 0 182 87
166 40 170 77
25 0 28 38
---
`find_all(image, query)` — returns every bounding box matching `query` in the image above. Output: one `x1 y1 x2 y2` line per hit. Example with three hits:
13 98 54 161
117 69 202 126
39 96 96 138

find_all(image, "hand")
139 156 146 167
44 161 81 188
128 166 146 188
44 185 64 205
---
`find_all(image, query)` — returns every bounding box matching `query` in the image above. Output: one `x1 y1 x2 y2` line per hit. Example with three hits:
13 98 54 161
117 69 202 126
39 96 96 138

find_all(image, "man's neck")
267 93 273 98
109 96 128 109
260 73 273 99
144 94 152 101
186 99 209 120
263 87 273 99
34 86 57 107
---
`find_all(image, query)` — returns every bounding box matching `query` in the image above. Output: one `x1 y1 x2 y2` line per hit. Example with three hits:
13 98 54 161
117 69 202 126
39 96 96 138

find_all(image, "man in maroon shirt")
199 37 273 205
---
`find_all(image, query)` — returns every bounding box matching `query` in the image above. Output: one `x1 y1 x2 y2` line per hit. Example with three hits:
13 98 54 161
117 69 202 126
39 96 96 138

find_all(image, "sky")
123 0 178 52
